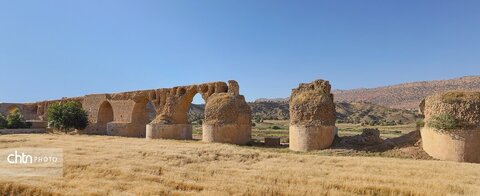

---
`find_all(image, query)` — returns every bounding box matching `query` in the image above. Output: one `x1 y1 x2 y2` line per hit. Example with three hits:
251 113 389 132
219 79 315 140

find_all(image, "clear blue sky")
1 0 479 103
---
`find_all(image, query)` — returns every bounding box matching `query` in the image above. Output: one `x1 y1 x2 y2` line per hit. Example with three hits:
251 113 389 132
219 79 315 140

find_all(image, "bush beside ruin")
0 109 31 129
427 114 458 131
47 101 89 133
421 91 480 131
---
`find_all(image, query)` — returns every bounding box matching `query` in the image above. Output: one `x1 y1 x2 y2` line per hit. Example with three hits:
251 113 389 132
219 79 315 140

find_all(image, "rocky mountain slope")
189 76 479 124
333 76 480 109
335 102 418 125
188 101 418 125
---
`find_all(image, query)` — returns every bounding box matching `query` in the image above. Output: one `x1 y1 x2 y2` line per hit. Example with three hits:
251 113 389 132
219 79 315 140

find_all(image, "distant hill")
249 101 289 120
188 104 205 123
189 76 480 124
188 101 418 125
335 102 418 125
254 98 289 103
255 76 480 109
333 76 480 109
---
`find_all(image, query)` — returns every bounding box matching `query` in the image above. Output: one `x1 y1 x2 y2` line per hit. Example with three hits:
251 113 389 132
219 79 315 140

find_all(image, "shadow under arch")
129 98 157 137
96 101 114 134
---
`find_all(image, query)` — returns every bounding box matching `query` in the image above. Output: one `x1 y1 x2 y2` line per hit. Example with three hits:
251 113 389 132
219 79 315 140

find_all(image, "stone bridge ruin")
420 91 480 163
0 80 252 145
289 79 337 151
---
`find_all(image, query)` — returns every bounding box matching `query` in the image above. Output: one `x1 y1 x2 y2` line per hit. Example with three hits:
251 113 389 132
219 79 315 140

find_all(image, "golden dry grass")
1 134 480 196
441 91 480 104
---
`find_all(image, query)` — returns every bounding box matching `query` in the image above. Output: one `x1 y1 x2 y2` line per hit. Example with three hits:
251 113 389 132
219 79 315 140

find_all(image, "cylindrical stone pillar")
145 123 192 140
289 79 337 151
420 92 480 163
202 93 252 145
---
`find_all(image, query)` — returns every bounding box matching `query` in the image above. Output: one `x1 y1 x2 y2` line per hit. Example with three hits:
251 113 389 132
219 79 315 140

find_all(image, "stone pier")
289 79 337 151
420 91 480 163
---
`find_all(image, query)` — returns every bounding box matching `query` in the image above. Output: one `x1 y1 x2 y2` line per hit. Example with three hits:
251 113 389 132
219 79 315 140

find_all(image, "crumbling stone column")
289 79 337 151
202 86 252 145
420 92 480 163
146 81 233 141
146 87 196 140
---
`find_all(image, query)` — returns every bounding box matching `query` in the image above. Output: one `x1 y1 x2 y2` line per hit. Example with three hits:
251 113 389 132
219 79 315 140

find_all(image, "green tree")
6 109 31 129
0 114 7 129
48 101 89 133
271 125 281 130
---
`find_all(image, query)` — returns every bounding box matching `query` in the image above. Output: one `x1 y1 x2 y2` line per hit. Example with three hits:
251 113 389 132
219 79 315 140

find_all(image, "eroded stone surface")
289 79 337 151
204 93 251 125
0 80 252 144
201 91 252 144
421 91 480 128
289 79 336 126
420 91 480 163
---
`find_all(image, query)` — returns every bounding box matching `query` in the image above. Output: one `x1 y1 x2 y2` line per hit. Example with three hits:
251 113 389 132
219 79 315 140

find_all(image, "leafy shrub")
271 125 281 130
416 119 425 128
48 101 89 133
427 114 458 131
0 114 6 129
6 109 31 129
251 122 256 127
381 121 397 126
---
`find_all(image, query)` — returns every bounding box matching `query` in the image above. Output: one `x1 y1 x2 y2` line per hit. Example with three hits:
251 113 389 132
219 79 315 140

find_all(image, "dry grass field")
1 134 480 195
238 120 418 143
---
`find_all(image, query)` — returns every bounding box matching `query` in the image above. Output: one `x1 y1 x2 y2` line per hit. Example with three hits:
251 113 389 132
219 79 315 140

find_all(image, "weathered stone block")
146 124 192 140
421 127 480 163
420 91 480 163
264 137 281 147
0 128 46 134
289 125 336 151
202 124 251 145
26 120 48 129
107 122 145 138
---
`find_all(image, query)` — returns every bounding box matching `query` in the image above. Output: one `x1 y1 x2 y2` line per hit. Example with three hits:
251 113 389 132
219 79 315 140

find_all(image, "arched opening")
189 93 206 139
130 99 156 137
97 101 114 134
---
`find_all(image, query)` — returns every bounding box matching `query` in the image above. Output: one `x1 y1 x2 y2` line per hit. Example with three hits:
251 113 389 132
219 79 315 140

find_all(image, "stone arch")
189 93 207 123
130 98 157 137
188 92 207 138
163 86 200 124
97 101 114 134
